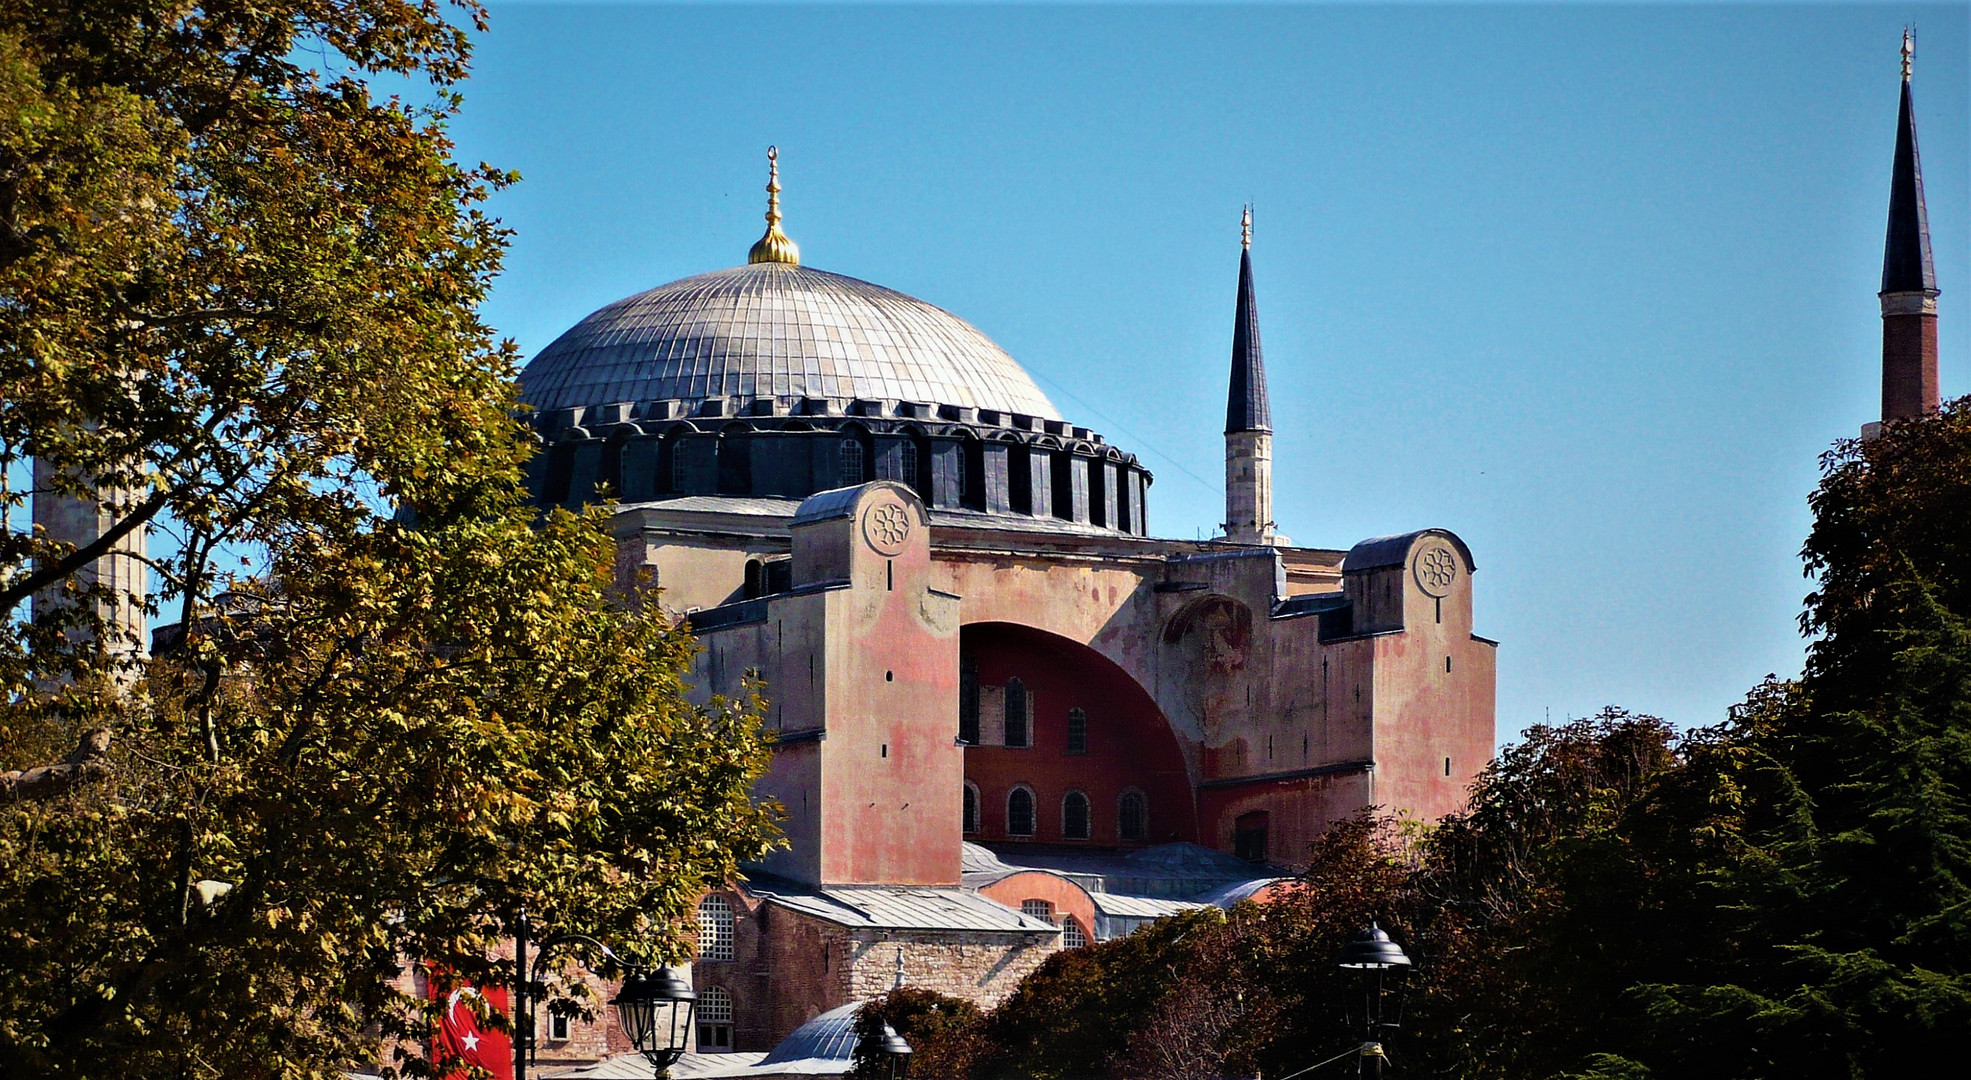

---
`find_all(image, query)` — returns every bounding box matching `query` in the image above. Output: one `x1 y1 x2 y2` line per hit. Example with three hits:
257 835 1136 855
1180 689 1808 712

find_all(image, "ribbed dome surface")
518 263 1062 420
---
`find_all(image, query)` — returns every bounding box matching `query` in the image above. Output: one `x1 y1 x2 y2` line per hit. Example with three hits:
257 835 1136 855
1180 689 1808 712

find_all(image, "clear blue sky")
449 3 1967 744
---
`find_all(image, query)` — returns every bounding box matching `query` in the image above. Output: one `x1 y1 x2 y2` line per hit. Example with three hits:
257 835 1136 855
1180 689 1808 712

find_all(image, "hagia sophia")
29 33 1945 1080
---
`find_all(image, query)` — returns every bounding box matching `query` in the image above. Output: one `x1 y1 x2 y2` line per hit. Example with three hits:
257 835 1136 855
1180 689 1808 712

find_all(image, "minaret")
1879 28 1939 423
31 457 147 663
1223 206 1278 545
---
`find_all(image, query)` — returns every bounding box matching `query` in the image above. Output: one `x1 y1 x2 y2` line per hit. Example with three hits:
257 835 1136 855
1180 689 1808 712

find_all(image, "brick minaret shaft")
1224 206 1277 545
1880 29 1939 422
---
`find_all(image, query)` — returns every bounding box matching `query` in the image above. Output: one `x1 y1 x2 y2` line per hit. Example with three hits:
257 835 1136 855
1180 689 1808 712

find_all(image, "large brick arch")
960 621 1197 847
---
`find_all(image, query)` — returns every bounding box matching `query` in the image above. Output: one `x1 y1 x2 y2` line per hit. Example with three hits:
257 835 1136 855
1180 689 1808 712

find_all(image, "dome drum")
526 408 1153 535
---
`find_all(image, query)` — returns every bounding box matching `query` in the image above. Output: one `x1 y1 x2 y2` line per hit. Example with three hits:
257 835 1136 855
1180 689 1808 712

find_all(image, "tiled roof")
519 263 1062 420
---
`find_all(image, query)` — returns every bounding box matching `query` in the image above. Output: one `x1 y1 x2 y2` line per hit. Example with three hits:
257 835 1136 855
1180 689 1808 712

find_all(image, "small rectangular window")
1445 756 1453 777
549 1013 571 1042
1066 708 1087 755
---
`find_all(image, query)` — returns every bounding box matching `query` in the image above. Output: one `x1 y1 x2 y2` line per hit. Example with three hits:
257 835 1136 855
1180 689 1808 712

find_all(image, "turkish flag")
431 982 515 1080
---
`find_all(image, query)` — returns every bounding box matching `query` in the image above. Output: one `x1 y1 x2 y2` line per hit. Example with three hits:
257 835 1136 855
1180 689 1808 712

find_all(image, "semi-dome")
518 262 1062 421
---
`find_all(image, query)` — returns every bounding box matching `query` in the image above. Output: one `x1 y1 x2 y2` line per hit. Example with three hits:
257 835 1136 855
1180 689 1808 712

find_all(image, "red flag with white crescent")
431 982 514 1080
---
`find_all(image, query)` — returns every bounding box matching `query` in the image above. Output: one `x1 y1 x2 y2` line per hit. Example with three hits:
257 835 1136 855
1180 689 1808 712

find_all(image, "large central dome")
518 262 1062 421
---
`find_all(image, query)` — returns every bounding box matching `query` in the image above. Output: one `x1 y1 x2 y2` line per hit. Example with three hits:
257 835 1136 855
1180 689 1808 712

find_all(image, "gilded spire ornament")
748 145 801 266
1241 204 1252 250
1901 26 1914 81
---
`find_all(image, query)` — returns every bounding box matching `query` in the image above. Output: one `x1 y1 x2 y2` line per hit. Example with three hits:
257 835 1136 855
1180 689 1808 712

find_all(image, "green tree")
852 987 986 1080
0 2 781 1077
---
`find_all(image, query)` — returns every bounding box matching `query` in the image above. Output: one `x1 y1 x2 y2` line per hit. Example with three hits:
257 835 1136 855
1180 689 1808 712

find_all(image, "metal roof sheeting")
747 880 1056 935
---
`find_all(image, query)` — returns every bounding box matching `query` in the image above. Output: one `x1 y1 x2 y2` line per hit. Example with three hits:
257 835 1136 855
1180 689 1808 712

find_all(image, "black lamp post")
512 909 697 1080
873 1021 913 1080
1337 922 1411 1079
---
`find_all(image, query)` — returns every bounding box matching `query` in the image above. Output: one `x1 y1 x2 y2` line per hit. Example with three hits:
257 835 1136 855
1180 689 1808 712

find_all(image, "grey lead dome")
518 262 1063 421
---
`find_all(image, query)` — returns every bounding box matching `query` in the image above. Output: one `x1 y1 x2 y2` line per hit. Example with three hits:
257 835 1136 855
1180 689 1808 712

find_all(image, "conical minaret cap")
1882 30 1936 296
1226 205 1271 434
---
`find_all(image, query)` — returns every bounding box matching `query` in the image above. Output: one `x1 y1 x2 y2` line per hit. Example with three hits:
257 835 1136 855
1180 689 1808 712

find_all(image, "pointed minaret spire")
1223 205 1281 545
1879 28 1940 422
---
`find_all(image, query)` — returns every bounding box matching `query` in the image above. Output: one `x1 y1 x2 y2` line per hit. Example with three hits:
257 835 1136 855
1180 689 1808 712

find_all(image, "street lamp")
613 967 698 1077
1337 922 1411 1079
512 910 697 1080
872 1021 913 1080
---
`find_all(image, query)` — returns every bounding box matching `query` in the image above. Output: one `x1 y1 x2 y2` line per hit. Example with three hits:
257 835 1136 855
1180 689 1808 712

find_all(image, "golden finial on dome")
1241 204 1252 250
749 145 801 266
1901 26 1914 81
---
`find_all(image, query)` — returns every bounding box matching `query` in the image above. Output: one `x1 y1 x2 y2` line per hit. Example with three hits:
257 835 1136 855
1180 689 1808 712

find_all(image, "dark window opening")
1004 677 1030 748
1050 451 1073 519
599 438 626 497
544 443 576 504
1445 756 1453 777
1118 791 1148 842
1063 790 1090 840
963 783 979 833
1007 787 1035 837
1235 811 1270 864
961 439 986 510
1066 708 1087 755
901 440 922 497
1008 444 1033 515
716 433 751 495
839 438 865 487
1088 462 1107 527
958 653 980 744
668 439 689 493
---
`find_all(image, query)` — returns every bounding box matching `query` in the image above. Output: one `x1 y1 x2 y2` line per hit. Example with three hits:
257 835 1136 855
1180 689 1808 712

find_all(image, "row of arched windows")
964 782 1148 842
549 429 1142 531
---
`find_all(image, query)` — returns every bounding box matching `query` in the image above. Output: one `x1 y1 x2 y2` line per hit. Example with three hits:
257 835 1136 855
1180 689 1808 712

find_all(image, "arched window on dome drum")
716 430 752 495
900 440 921 497
963 781 980 834
1062 790 1091 840
696 986 734 1051
697 895 735 961
1021 899 1053 922
1066 708 1087 755
839 438 866 488
1118 790 1148 843
1003 678 1030 748
961 438 986 511
1062 917 1088 949
1007 786 1036 837
1007 444 1033 515
666 437 688 494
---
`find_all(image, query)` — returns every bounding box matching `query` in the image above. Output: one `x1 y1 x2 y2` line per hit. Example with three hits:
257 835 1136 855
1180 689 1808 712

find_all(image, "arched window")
1021 899 1054 922
1235 810 1271 864
697 895 734 961
669 438 690 493
963 781 981 834
1007 786 1036 837
958 652 980 744
1118 790 1148 843
839 438 865 487
1062 917 1088 949
900 440 921 496
1066 707 1088 755
1062 790 1091 840
1004 678 1030 748
696 986 734 1051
